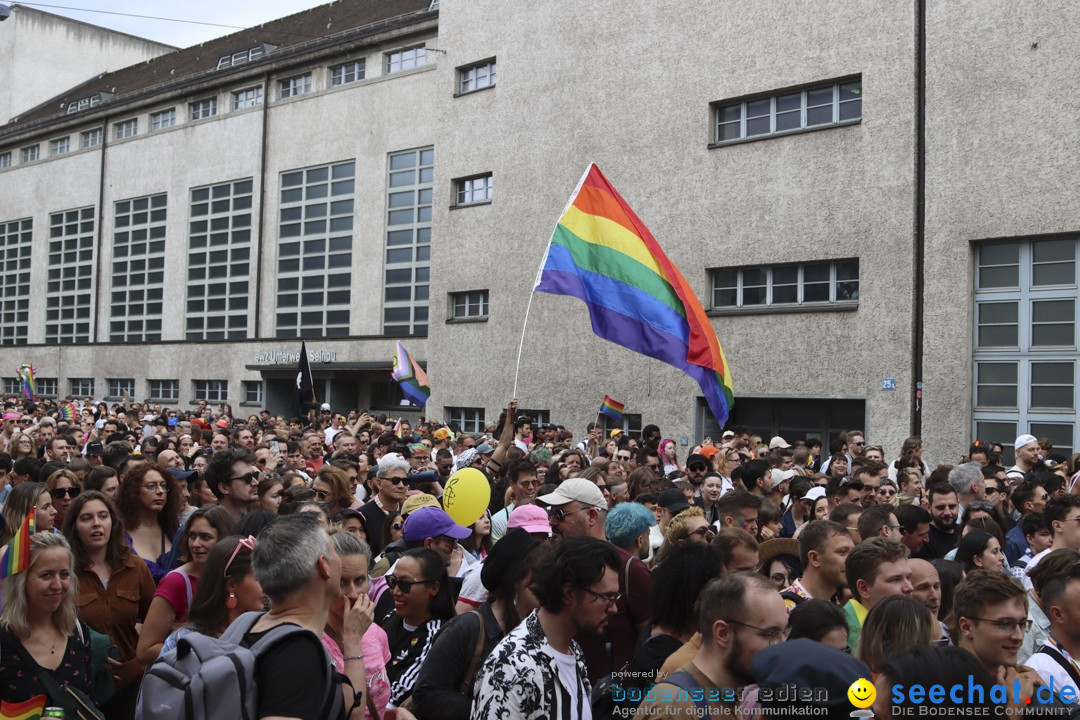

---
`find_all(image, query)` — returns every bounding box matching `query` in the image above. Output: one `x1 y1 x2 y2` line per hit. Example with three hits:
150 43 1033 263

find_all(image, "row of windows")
0 378 263 402
441 407 643 438
6 45 434 169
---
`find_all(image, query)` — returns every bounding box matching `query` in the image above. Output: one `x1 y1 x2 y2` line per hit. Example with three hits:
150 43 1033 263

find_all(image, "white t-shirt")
1023 548 1052 590
1025 651 1080 704
550 647 590 720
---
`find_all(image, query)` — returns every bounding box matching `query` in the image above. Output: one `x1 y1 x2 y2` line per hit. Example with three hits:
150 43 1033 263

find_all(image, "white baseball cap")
1014 434 1038 452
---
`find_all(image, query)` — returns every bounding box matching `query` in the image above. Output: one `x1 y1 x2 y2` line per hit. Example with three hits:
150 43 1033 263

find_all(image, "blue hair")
605 501 657 550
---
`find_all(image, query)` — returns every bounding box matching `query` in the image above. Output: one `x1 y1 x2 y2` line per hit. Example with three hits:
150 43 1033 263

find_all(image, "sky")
12 1 336 47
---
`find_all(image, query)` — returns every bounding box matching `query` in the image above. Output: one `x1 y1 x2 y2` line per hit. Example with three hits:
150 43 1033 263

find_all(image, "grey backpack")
138 611 342 720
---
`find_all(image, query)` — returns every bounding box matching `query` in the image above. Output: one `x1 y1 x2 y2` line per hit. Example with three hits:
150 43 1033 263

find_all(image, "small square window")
232 87 263 110
386 45 426 74
114 119 137 140
190 98 217 120
451 290 489 320
458 59 496 94
150 109 176 131
455 174 493 205
81 129 103 148
50 137 70 156
21 145 40 163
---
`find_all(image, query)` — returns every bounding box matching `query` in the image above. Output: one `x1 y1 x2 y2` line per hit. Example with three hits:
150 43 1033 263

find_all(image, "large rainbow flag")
535 164 734 426
391 341 430 409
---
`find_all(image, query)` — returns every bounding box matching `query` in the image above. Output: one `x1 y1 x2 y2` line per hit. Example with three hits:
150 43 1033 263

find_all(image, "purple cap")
403 506 472 542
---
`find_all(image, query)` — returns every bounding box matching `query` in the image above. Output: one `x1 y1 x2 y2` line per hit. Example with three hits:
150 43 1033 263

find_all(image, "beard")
724 632 756 686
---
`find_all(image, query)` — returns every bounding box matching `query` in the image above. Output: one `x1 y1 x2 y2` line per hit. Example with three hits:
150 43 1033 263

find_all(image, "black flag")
295 340 315 416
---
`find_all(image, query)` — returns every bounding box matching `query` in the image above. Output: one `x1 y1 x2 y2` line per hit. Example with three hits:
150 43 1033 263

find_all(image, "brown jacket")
77 552 156 688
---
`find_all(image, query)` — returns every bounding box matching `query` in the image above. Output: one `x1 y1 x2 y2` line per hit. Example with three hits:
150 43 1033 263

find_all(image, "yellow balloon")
442 468 491 527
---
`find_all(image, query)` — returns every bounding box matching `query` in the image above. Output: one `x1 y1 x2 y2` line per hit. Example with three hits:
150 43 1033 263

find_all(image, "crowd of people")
1 394 1080 718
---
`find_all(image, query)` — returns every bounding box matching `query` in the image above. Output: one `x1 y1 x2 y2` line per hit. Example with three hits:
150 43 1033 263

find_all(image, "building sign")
881 378 897 391
254 349 337 364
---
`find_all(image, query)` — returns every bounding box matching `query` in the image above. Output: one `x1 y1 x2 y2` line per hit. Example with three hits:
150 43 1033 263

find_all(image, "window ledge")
450 200 492 211
453 84 496 99
147 399 180 405
239 401 263 407
446 317 489 324
707 301 858 317
708 119 861 149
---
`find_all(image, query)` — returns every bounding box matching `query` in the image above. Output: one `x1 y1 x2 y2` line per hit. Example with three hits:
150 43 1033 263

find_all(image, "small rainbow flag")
1 509 34 578
16 364 35 400
1 695 46 720
391 341 430 409
535 165 734 426
599 395 625 421
392 418 404 439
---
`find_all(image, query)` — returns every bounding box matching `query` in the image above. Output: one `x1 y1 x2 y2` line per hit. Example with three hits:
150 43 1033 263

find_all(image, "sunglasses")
386 575 432 594
51 487 82 499
231 471 260 484
224 535 256 578
313 489 330 500
391 522 403 531
547 506 592 522
385 476 408 486
687 526 716 541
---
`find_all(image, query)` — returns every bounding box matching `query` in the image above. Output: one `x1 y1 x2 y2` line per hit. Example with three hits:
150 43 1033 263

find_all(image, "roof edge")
10 4 179 51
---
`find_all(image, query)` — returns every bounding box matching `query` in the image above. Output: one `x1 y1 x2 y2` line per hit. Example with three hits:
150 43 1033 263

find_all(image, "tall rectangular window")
447 407 485 434
2 378 20 396
194 380 228 402
21 146 39 162
114 119 137 140
714 78 861 144
190 99 217 120
386 45 425 74
0 218 32 345
81 129 103 148
458 59 496 94
279 74 312 99
37 378 58 398
149 379 179 401
711 260 859 310
46 207 95 344
276 161 355 338
244 380 264 404
0 152 10 169
330 60 365 86
384 147 433 336
150 109 176 130
187 178 253 340
70 378 95 397
454 174 492 206
50 137 70 156
973 237 1080 457
111 194 166 342
450 290 489 320
106 378 135 399
232 87 263 110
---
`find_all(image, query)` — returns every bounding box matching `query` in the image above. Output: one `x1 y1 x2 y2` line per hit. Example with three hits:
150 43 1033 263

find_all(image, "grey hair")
0 533 78 638
377 452 410 479
948 462 983 500
252 514 331 603
330 528 372 563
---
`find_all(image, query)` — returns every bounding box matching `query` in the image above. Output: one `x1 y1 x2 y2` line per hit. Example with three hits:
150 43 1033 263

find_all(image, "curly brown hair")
116 463 179 539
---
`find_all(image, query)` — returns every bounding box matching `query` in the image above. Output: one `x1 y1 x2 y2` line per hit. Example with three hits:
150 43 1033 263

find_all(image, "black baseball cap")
85 441 103 456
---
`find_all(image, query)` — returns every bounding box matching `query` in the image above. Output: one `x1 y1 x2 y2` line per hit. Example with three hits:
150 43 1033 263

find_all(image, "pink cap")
508 504 551 535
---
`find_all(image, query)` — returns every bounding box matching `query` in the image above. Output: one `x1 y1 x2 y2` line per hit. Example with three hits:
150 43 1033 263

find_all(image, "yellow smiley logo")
848 678 876 709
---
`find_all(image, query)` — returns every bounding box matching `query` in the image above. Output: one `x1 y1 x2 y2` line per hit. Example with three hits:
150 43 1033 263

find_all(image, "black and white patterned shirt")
470 610 591 720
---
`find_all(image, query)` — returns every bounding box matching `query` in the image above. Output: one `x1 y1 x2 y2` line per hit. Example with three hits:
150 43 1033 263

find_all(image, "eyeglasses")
687 526 716 541
224 536 255 578
142 482 168 493
51 487 82 499
583 588 622 607
313 489 330 500
230 471 259 484
726 619 790 644
967 617 1033 632
386 575 433 594
547 505 592 522
969 501 996 512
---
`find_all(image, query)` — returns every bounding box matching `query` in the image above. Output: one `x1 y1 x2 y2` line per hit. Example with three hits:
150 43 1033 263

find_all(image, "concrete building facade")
0 0 1077 463
0 5 174 123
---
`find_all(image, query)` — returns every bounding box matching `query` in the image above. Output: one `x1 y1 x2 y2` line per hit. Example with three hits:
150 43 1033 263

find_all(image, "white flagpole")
512 163 595 398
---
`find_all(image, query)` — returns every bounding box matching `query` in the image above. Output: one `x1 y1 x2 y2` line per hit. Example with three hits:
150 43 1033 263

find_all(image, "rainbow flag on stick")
535 164 734 426
1 509 34 578
16 364 35 400
391 341 430 409
0 695 47 720
599 395 625 420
